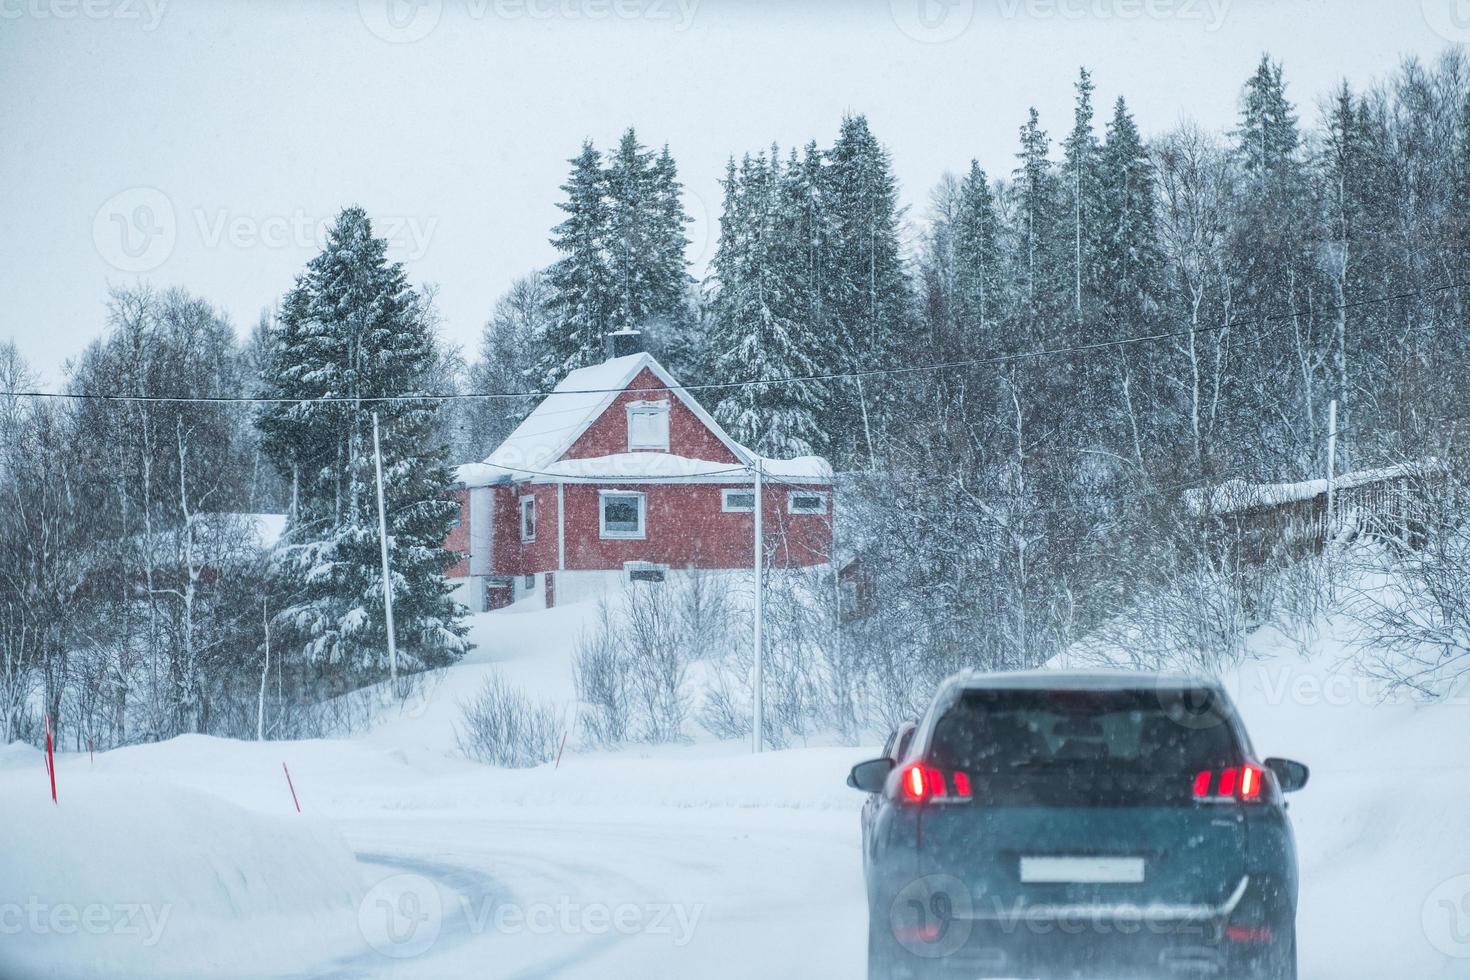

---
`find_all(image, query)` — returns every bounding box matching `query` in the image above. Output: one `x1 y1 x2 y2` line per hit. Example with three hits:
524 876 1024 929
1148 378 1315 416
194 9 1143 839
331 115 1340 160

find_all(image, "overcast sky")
2 0 1464 386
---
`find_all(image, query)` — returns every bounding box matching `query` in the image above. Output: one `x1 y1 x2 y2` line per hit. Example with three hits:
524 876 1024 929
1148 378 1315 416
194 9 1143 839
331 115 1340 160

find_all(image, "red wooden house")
445 336 834 611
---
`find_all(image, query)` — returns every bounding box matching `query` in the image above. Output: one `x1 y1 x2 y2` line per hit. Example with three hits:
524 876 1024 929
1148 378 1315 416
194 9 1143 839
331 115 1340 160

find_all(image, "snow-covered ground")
4 596 1470 979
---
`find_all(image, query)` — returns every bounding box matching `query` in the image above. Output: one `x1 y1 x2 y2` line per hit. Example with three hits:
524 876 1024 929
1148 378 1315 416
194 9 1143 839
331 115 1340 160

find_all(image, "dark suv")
847 670 1309 979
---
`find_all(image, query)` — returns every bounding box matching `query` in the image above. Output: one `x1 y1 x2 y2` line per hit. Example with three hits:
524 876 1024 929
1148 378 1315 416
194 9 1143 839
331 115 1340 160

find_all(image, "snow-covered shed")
1181 460 1444 560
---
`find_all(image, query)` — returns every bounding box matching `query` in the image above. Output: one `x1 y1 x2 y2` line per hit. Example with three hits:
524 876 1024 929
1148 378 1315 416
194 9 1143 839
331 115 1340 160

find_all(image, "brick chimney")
607 327 643 360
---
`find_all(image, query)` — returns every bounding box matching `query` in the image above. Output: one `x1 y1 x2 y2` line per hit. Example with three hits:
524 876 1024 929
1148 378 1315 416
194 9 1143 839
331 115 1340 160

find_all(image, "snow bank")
1054 610 1470 978
0 771 366 980
1217 626 1470 979
0 739 41 771
64 731 870 818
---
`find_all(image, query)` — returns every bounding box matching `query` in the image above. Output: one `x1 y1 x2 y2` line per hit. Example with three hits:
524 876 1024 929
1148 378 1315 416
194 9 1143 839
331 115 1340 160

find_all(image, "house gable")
563 367 742 464
482 352 750 474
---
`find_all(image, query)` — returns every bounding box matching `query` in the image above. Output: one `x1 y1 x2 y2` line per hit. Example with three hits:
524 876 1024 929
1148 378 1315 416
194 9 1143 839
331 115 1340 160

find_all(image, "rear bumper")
883 931 1233 979
955 874 1249 925
875 876 1288 979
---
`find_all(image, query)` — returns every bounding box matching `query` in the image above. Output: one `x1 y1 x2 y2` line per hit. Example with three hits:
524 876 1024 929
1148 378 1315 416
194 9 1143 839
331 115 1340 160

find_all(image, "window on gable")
787 490 828 515
627 400 670 451
520 495 537 542
722 488 756 512
600 490 646 539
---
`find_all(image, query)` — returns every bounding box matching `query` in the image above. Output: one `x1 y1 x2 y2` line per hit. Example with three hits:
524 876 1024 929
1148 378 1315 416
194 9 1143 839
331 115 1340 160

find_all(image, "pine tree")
257 207 467 681
1095 96 1167 466
635 143 697 376
1319 83 1399 447
465 271 552 456
543 132 692 385
953 160 1005 338
605 128 657 333
824 114 909 359
823 114 910 463
705 152 828 456
649 144 694 317
794 141 832 345
543 141 612 386
1011 108 1069 329
1097 96 1165 325
1061 68 1103 322
919 173 961 345
1230 54 1324 457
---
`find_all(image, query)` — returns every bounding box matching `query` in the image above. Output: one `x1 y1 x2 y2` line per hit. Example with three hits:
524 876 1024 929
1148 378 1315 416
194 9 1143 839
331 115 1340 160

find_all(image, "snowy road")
333 808 868 979
10 627 1470 980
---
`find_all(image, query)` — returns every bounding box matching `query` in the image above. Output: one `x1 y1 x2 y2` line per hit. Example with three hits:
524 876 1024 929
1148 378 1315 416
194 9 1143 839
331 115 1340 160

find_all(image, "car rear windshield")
930 687 1241 773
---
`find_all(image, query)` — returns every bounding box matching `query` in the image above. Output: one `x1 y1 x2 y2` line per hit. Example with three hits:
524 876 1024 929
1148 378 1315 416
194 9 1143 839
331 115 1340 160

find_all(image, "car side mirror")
1265 757 1309 793
847 758 894 794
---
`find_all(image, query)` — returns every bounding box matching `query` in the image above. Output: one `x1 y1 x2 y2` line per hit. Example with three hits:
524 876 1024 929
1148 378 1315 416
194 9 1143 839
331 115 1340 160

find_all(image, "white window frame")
599 490 647 539
787 490 829 515
721 488 756 513
519 495 537 542
626 400 671 451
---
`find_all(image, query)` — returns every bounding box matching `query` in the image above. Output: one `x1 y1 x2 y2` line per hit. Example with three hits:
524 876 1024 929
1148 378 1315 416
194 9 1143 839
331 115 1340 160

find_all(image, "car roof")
944 668 1220 692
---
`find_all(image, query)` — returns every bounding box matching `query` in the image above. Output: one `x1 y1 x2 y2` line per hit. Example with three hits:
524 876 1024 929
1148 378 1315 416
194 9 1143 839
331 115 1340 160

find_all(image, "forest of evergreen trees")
7 49 1470 748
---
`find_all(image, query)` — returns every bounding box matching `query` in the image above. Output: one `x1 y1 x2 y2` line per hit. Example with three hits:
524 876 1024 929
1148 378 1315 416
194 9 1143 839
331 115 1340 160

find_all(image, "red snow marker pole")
43 714 57 804
282 761 301 813
554 729 569 770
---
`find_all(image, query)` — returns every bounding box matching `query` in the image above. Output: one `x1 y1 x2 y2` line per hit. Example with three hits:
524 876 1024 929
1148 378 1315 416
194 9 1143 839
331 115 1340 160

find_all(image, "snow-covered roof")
456 452 831 487
483 353 749 472
1182 461 1442 517
455 352 833 487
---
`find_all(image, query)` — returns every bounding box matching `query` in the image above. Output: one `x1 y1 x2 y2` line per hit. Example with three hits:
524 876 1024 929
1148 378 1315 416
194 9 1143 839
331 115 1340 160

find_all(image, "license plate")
1019 856 1146 884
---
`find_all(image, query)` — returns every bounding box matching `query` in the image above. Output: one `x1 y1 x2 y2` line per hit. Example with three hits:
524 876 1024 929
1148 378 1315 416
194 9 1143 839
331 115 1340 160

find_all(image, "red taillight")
1193 765 1265 802
903 764 927 801
896 764 972 804
1225 924 1274 944
1239 764 1260 799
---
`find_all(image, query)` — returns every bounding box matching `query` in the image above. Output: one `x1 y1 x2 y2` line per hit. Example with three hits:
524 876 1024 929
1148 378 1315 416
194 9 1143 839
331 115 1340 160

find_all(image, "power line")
5 279 1466 407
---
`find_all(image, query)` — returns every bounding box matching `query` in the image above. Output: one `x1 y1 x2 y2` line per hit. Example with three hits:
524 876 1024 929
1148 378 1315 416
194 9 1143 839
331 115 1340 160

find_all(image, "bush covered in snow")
456 674 562 768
